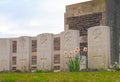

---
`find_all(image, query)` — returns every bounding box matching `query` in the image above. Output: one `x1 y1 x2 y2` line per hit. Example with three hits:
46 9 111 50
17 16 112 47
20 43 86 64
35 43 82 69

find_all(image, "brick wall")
65 0 106 30
67 12 103 36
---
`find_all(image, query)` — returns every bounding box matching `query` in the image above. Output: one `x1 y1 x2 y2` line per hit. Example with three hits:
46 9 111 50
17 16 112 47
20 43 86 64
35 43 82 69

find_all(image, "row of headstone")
59 26 111 71
0 26 112 71
0 30 81 72
60 26 110 71
0 33 54 72
17 34 54 71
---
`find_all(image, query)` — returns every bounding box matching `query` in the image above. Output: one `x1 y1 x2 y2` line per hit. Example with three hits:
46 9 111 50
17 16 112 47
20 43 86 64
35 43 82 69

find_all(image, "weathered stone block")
88 26 110 69
37 33 54 71
17 36 31 71
0 39 11 71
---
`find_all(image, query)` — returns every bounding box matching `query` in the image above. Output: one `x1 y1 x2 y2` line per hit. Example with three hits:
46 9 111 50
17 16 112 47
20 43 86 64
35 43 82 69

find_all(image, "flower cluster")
64 47 87 57
64 47 80 72
64 47 80 58
63 47 87 72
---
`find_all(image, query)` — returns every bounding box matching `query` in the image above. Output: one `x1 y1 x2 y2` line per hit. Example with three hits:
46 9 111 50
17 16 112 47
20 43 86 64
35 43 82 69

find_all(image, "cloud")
67 0 91 5
0 14 18 33
0 0 90 38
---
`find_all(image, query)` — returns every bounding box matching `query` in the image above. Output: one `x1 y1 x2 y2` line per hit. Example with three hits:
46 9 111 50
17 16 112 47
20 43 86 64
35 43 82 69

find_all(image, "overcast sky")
0 0 90 38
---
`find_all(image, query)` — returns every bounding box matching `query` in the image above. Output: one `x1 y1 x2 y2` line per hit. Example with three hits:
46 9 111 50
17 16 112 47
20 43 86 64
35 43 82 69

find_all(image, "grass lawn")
0 72 120 82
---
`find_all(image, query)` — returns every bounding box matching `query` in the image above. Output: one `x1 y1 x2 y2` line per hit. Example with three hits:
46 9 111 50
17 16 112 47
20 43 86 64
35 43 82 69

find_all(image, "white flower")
109 65 113 68
118 65 120 68
114 62 118 65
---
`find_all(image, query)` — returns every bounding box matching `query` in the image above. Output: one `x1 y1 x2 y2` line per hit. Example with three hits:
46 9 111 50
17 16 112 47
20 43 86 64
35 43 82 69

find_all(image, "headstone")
0 39 11 71
37 33 54 71
88 26 110 69
60 30 79 71
17 36 31 71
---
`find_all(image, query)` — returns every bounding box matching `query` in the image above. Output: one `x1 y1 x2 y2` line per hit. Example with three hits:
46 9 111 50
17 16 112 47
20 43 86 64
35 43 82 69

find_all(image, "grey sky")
0 0 90 38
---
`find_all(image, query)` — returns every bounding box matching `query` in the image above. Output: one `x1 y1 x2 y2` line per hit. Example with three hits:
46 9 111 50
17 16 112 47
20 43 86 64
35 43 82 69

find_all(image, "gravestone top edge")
60 30 79 34
88 26 110 32
37 33 54 37
0 38 11 40
18 36 31 38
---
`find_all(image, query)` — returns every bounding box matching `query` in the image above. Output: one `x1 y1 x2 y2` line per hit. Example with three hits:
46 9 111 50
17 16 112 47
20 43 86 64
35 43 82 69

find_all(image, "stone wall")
54 34 60 71
67 12 103 36
65 3 106 31
31 37 37 70
11 38 17 70
65 0 105 19
64 0 106 30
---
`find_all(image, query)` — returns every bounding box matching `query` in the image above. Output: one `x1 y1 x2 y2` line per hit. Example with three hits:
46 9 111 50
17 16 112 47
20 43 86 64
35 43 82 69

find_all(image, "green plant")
0 70 11 73
64 47 84 72
97 67 107 72
35 69 50 73
13 69 22 73
68 54 82 72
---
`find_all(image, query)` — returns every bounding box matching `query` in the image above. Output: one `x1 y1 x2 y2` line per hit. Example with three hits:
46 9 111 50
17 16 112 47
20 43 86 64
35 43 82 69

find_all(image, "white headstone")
17 36 31 71
0 39 11 71
88 26 110 69
60 30 80 71
37 33 54 71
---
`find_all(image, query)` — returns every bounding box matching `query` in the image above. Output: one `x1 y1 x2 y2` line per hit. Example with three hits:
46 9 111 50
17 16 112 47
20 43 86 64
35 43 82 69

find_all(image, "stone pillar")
88 26 110 69
60 30 79 71
17 36 31 71
0 39 11 71
105 0 120 64
37 33 54 71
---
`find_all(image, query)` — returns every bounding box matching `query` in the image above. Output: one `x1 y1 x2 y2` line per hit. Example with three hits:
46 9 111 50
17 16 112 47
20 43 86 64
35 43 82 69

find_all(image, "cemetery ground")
0 72 120 82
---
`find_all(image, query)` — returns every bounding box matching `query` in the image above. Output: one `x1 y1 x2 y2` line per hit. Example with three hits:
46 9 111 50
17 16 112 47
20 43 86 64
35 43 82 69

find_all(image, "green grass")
0 72 120 82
